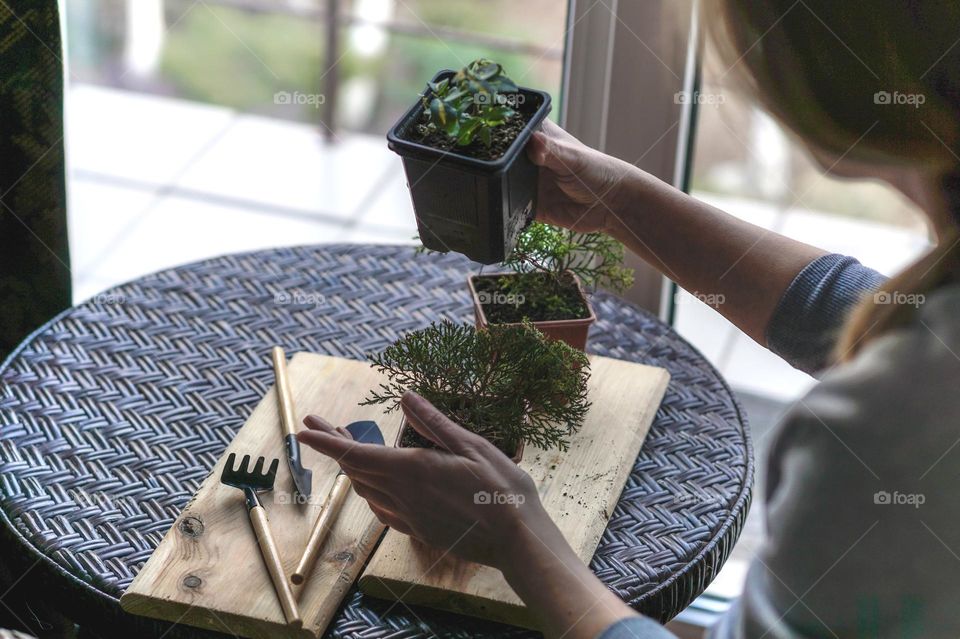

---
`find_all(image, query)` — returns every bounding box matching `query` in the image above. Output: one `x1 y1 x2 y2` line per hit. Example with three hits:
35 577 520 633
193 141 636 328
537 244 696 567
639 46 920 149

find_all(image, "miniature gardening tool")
291 420 385 586
220 453 302 628
272 346 313 500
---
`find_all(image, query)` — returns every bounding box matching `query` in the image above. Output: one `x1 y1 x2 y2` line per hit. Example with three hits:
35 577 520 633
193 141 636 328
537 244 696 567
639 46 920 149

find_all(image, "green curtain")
0 1 72 359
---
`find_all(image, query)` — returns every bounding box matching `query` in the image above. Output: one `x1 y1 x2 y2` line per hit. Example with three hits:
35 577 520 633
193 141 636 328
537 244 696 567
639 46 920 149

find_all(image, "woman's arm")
500 498 639 638
527 120 826 345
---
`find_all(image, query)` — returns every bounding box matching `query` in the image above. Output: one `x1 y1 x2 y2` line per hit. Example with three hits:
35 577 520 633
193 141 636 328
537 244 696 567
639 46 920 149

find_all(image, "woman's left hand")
298 391 549 570
300 391 641 639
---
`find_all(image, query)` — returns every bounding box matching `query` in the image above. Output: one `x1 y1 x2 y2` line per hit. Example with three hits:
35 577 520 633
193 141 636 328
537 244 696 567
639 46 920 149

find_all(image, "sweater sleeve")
597 616 678 639
765 254 886 375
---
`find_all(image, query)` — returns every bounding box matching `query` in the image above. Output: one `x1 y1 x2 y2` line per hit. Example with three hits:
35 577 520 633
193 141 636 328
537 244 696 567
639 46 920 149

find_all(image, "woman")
302 2 960 637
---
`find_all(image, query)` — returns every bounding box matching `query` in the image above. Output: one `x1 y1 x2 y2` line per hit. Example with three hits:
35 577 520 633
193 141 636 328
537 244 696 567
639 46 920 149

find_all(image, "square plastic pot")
387 70 552 265
467 273 596 352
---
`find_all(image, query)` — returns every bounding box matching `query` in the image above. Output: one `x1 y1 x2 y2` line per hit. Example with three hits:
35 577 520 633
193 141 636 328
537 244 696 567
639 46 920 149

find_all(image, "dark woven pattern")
0 245 752 638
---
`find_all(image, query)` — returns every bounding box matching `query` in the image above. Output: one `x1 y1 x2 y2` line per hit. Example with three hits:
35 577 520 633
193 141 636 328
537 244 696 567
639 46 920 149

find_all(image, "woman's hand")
526 119 638 234
298 391 550 570
298 391 639 639
527 120 829 347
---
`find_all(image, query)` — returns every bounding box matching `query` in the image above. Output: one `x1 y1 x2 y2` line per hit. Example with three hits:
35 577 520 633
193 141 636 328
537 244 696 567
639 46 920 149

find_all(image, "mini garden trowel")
271 347 312 501
291 420 385 586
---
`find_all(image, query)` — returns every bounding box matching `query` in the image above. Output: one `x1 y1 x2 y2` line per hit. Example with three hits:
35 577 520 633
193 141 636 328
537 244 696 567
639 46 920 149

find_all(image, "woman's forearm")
500 508 637 639
606 167 826 345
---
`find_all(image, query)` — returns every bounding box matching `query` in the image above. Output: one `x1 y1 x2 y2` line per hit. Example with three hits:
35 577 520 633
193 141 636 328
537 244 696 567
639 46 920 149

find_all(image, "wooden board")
358 355 670 628
121 353 404 639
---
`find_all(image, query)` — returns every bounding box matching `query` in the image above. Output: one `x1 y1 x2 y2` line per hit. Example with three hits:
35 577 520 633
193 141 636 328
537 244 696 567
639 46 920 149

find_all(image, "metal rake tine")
266 458 279 483
238 454 252 475
224 452 237 473
252 456 265 477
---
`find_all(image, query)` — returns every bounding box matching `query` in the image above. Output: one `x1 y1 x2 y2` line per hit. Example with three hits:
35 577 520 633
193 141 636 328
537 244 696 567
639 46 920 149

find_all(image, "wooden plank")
358 355 669 628
121 353 404 639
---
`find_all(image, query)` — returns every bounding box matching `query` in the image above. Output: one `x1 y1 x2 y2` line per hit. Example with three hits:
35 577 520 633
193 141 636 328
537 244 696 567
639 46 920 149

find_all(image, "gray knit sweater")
600 253 960 638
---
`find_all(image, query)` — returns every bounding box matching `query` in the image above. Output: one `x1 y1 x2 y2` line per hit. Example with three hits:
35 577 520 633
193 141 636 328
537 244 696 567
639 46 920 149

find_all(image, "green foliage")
420 58 521 147
504 222 635 294
361 321 590 453
160 6 341 117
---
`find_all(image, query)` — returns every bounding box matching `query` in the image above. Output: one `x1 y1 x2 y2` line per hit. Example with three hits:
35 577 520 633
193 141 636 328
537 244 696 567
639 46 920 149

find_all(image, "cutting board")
358 355 669 628
121 352 669 637
120 353 404 639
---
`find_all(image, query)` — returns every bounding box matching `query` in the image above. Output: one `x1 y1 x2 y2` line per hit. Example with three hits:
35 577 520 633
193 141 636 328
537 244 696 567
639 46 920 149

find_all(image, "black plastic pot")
387 70 552 264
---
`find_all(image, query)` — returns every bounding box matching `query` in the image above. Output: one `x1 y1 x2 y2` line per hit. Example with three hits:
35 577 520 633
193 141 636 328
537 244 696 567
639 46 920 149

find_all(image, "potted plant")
387 58 552 265
360 321 590 462
467 222 634 351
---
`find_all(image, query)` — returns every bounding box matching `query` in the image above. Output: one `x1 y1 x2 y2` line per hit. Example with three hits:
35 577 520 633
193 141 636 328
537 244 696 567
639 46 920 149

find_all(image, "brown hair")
706 1 960 361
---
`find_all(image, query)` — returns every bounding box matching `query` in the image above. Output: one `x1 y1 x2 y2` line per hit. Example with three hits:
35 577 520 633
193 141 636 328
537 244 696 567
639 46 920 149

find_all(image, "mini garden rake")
220 453 301 628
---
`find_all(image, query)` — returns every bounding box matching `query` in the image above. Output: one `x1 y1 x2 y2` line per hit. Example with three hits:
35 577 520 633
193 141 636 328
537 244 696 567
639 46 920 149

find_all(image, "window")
64 0 568 299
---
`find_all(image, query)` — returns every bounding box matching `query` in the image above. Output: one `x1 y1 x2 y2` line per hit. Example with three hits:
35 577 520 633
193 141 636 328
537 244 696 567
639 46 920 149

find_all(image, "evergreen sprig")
361 321 591 453
502 222 634 294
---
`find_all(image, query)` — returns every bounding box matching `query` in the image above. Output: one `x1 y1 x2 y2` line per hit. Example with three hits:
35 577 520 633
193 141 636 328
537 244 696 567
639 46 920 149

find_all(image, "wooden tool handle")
271 347 297 437
249 505 302 628
291 474 352 585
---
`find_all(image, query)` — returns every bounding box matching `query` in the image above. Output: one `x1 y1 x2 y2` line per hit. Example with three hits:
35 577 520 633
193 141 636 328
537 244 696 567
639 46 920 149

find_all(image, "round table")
0 245 753 638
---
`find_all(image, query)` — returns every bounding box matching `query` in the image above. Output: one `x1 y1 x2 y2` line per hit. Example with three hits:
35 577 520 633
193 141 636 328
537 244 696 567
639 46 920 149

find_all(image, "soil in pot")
403 111 531 161
398 421 523 462
474 271 590 323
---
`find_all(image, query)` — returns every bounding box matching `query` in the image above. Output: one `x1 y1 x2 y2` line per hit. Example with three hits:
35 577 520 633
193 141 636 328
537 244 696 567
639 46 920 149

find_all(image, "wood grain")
358 355 670 628
121 353 404 639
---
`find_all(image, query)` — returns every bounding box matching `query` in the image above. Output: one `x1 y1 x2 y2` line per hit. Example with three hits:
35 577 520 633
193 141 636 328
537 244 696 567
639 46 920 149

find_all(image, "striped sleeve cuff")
765 253 886 375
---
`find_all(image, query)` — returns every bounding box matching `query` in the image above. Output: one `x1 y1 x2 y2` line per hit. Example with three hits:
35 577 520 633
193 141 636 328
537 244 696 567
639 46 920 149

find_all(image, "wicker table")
0 245 752 639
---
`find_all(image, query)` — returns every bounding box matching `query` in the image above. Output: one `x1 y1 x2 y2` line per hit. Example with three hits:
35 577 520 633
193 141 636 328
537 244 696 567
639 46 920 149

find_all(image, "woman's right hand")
526 119 638 234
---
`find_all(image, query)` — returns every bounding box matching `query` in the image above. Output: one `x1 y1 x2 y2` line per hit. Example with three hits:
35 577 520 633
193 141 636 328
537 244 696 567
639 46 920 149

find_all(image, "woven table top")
0 244 752 638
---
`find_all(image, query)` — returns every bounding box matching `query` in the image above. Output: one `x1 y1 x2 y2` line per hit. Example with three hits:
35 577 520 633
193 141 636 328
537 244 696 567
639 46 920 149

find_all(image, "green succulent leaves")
421 58 522 147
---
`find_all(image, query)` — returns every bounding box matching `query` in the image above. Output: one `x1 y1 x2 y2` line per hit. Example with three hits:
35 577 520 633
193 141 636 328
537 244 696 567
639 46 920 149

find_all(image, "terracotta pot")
396 418 524 464
467 273 596 352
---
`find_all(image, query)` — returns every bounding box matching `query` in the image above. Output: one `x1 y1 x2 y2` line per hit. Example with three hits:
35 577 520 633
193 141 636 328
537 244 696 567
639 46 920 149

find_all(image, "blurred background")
62 0 929 629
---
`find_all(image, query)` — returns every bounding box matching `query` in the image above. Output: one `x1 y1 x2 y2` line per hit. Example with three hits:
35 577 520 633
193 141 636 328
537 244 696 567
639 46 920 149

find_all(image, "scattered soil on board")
405 111 530 161
475 272 590 323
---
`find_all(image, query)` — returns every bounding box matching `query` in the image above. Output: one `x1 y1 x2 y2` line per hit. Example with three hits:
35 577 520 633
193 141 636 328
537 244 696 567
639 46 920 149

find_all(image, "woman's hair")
705 1 960 362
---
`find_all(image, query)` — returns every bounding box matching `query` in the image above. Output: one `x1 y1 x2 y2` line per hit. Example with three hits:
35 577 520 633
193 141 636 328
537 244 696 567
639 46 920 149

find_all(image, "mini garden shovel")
291 420 385 586
272 346 313 501
220 453 301 628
